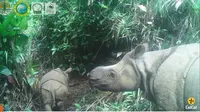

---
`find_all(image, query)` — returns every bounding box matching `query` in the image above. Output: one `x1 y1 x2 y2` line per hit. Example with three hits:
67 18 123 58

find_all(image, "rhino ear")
132 43 148 58
65 67 72 73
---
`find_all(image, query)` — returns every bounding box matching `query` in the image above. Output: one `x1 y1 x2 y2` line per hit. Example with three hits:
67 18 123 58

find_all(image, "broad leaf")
27 76 37 87
18 17 28 30
0 65 12 76
74 103 81 109
0 24 4 32
16 34 29 47
98 2 108 9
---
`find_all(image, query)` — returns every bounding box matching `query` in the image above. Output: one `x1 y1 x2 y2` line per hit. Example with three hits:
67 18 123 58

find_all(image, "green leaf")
18 17 28 30
7 31 17 37
98 2 108 9
30 68 39 75
16 34 29 47
15 55 21 63
27 76 37 87
123 91 135 96
0 24 4 32
3 38 7 42
83 56 88 60
0 51 3 55
3 13 15 29
51 45 57 55
25 106 32 112
0 65 12 76
71 34 77 39
74 103 81 109
96 106 104 111
5 51 8 64
9 14 17 26
103 108 109 111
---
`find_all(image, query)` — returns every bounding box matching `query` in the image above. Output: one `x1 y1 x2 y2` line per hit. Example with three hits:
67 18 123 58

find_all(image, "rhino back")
40 69 68 87
184 57 200 110
153 44 200 110
41 80 68 107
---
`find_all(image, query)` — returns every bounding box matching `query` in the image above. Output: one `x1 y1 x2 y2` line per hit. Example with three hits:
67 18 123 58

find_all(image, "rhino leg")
57 101 65 110
45 104 52 111
41 89 53 111
55 85 68 110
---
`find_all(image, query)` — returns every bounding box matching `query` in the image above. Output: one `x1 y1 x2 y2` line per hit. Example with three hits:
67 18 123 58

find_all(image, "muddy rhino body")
40 68 72 111
89 43 200 111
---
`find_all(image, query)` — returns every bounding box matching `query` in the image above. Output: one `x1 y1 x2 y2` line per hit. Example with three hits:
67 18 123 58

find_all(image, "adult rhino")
39 67 72 111
89 43 200 111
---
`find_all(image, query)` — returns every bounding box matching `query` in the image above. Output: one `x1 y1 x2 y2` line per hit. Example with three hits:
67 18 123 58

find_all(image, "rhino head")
89 44 148 92
89 43 200 111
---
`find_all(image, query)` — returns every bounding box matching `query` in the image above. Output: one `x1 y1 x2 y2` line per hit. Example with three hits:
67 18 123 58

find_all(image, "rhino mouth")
89 79 108 89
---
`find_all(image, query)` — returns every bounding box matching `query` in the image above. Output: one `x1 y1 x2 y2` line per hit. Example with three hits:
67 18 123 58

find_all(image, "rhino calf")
89 43 200 111
39 67 72 111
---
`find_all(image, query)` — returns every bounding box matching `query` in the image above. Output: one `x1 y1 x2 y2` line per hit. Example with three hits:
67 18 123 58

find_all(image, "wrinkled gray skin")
89 43 200 111
39 67 72 111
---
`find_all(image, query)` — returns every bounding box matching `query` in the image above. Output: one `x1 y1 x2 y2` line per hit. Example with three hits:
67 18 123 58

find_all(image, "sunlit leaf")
5 51 8 64
137 5 147 12
27 76 37 87
18 17 28 30
51 45 57 55
25 106 32 112
3 38 7 42
96 106 103 111
98 2 108 9
147 21 153 25
123 91 135 96
103 108 109 111
117 52 122 57
175 0 183 10
30 68 39 75
0 65 12 76
75 103 81 109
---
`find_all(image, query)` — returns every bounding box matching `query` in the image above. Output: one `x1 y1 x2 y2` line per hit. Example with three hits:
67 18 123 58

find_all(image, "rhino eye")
110 72 116 79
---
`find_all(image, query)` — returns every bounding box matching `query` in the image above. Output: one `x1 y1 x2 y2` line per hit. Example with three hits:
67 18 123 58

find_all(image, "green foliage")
37 0 115 70
0 13 28 37
38 0 200 73
74 90 152 111
0 13 29 69
0 65 12 76
152 0 200 45
74 103 82 111
0 12 39 110
37 0 154 71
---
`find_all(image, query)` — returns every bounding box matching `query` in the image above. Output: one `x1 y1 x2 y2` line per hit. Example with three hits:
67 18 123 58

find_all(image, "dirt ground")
65 77 90 110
